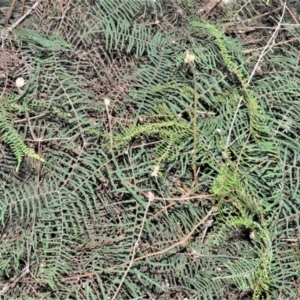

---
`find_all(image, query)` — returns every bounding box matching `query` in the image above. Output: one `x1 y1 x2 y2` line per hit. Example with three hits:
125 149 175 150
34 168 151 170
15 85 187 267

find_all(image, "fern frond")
14 28 72 52
189 21 269 139
110 104 193 167
0 94 44 172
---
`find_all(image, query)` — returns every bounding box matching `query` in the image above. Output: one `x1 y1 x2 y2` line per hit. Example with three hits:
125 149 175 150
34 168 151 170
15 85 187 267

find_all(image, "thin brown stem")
61 206 218 282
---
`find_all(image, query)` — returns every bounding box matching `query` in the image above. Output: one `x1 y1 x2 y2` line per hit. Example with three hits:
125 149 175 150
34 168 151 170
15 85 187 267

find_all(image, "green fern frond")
14 28 72 52
103 19 168 58
0 95 44 172
2 130 44 172
190 21 269 139
110 104 193 166
212 164 261 216
212 214 273 299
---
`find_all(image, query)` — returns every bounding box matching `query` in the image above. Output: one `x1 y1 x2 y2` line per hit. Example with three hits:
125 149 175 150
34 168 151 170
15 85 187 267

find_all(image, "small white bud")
184 51 196 63
15 77 25 88
221 151 228 160
222 0 234 4
148 192 155 201
104 97 110 106
151 165 160 177
250 231 256 239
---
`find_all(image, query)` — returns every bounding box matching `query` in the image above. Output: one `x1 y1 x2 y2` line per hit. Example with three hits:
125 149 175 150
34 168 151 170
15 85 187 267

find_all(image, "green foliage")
0 0 300 299
15 28 72 52
109 103 193 167
0 93 44 171
191 21 269 139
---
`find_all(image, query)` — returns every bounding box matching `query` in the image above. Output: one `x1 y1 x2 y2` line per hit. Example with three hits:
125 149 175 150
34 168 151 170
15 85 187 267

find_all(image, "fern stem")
104 97 113 151
189 62 198 186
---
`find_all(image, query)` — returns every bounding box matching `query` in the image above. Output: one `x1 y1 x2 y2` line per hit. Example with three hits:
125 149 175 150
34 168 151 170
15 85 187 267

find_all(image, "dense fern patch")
0 0 300 299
